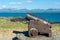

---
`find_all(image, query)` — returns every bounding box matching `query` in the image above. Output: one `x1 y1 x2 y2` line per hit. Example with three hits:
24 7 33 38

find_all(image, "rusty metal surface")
28 20 52 37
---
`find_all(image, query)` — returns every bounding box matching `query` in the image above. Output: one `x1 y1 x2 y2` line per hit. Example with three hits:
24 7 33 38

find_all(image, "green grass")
0 18 60 35
0 18 28 36
0 18 28 31
0 18 60 40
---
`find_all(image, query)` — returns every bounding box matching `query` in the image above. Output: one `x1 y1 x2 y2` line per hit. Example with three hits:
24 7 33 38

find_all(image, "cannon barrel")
25 14 51 25
27 14 52 37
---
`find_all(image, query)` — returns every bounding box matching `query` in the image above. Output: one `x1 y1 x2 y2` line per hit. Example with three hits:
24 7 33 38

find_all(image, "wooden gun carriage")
26 14 52 37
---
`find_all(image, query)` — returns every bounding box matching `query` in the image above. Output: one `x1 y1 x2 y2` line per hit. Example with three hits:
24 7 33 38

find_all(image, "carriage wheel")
29 29 38 37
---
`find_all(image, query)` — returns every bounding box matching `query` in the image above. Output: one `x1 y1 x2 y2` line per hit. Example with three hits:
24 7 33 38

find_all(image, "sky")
0 0 60 9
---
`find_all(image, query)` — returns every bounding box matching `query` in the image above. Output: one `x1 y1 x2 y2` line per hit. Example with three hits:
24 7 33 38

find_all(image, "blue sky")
0 0 60 9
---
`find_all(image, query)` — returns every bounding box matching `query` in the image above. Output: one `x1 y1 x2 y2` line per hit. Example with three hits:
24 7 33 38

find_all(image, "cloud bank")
27 0 32 3
9 2 22 5
0 0 33 9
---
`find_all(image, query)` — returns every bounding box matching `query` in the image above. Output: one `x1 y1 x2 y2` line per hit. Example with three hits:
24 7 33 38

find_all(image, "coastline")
0 17 60 40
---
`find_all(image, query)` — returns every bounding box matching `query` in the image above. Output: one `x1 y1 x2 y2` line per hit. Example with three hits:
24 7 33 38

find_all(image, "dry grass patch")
51 24 60 35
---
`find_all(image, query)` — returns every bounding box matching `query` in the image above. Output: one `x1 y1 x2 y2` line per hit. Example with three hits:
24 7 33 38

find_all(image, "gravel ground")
0 32 60 40
0 33 15 40
15 33 60 40
0 30 60 40
52 34 60 40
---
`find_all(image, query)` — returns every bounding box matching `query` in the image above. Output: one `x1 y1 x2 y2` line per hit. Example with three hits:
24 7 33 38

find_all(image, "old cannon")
26 14 52 37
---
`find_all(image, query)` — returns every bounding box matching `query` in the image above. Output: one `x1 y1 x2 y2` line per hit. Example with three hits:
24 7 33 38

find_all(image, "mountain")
45 9 60 13
29 9 45 13
0 9 30 13
19 9 29 13
0 8 60 13
30 9 60 13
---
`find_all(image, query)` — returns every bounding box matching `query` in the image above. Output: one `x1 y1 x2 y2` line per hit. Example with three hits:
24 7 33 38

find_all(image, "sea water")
0 13 60 22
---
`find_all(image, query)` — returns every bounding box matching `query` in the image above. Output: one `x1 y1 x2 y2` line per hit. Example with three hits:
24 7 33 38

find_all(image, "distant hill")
0 8 60 13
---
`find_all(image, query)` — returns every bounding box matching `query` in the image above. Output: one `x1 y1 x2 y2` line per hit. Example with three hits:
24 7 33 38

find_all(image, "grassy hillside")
0 18 60 40
0 18 28 29
0 18 60 34
0 18 28 40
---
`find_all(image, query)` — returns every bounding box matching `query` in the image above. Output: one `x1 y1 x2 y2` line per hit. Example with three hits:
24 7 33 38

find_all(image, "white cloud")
0 5 7 9
27 0 32 3
17 2 22 4
2 5 6 8
9 2 16 4
9 2 22 5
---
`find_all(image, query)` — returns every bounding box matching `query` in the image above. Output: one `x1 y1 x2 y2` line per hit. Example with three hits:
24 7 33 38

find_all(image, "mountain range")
0 8 60 13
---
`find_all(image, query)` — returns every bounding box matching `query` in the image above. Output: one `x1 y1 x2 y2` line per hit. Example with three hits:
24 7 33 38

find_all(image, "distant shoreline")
0 17 60 24
0 13 60 22
51 22 60 24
